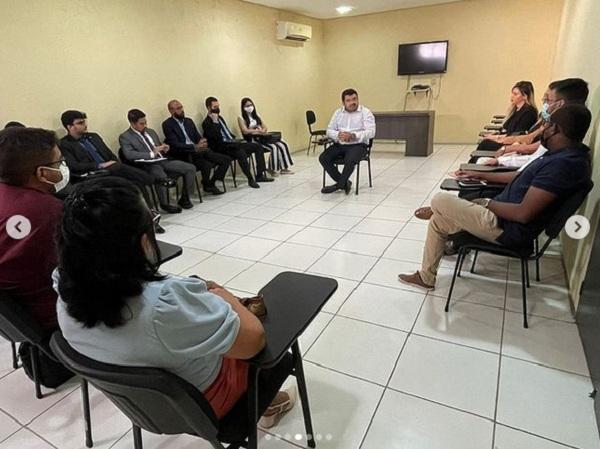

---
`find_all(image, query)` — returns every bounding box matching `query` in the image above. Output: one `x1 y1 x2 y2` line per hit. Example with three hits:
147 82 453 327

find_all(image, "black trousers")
469 139 503 163
319 143 367 187
217 142 267 180
191 150 232 187
136 159 196 205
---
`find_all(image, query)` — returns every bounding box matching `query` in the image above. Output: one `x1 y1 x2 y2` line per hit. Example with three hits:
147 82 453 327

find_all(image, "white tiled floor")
1 144 598 449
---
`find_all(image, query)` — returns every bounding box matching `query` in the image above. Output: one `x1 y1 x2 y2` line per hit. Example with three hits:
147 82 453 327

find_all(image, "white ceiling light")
336 5 354 14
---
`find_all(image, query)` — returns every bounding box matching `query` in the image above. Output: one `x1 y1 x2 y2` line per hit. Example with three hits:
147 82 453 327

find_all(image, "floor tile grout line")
20 426 61 449
491 258 510 449
494 423 582 449
357 291 429 449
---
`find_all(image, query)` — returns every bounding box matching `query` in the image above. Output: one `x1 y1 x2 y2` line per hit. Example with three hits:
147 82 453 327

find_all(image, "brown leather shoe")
398 271 434 291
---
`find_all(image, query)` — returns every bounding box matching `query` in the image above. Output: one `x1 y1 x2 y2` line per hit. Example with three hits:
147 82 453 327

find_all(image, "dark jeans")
217 142 267 180
106 163 155 206
319 143 367 187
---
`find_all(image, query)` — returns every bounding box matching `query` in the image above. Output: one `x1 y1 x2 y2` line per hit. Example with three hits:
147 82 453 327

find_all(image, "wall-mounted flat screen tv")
398 40 449 75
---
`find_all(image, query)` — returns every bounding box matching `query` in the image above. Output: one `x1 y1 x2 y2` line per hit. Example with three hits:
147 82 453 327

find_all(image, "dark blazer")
202 115 237 152
161 116 202 157
58 132 118 175
119 127 164 161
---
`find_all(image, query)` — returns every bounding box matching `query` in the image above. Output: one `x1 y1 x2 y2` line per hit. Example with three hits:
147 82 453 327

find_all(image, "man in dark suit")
162 99 229 195
119 109 197 213
202 97 273 189
58 110 155 191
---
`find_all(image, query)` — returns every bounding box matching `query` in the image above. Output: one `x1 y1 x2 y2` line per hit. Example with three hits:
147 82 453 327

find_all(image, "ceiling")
242 0 464 19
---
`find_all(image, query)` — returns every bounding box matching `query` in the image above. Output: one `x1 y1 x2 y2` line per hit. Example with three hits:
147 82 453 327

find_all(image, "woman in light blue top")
54 176 295 425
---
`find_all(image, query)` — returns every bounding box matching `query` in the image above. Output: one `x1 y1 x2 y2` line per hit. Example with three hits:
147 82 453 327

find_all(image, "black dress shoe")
344 180 353 195
178 198 194 209
154 222 166 234
204 185 224 195
255 175 274 182
321 184 339 194
157 178 176 187
160 204 182 214
248 179 260 188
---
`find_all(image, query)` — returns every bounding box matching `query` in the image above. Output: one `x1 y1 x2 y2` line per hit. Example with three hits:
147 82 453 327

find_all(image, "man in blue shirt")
398 104 592 290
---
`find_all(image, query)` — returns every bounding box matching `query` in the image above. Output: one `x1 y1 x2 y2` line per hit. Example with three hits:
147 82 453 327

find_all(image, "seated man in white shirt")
320 89 376 194
119 109 197 214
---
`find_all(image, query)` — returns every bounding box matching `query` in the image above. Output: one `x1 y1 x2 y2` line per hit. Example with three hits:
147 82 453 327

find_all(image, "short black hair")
205 96 218 109
0 127 58 185
60 110 87 130
127 108 146 123
549 104 592 143
58 176 165 328
4 121 25 129
549 78 589 105
341 88 358 101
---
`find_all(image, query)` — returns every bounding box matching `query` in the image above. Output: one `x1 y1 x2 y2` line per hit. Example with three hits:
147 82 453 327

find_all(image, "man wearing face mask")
0 127 68 330
202 97 273 189
400 104 593 290
474 78 589 159
162 99 231 195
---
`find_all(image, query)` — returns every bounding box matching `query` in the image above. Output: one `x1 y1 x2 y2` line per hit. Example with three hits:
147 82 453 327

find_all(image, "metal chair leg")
525 259 531 288
11 341 18 369
355 162 360 195
445 249 464 312
367 157 372 187
292 341 316 448
231 162 237 188
30 345 43 399
322 169 326 188
470 250 479 274
247 365 260 449
81 379 93 447
535 238 540 282
132 424 143 449
521 258 529 328
457 251 466 277
194 176 203 203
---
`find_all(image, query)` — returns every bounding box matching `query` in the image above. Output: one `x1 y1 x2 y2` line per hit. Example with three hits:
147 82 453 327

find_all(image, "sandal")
259 387 297 429
414 206 433 220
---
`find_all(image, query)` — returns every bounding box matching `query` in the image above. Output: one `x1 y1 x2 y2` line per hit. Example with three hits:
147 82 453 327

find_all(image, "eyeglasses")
34 158 66 173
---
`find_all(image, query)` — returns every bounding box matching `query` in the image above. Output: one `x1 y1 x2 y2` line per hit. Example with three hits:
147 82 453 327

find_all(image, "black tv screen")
398 40 448 75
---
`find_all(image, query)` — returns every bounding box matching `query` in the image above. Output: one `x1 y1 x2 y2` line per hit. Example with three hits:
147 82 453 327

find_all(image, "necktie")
140 131 157 158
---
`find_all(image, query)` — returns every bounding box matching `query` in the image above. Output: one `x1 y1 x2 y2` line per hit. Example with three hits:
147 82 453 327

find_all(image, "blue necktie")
79 138 105 165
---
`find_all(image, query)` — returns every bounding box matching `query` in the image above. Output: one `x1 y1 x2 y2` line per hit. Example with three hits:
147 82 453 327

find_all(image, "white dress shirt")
132 128 158 159
326 105 376 145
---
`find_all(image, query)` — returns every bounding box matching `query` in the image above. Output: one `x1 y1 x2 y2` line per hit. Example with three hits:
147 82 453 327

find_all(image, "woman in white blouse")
237 97 294 175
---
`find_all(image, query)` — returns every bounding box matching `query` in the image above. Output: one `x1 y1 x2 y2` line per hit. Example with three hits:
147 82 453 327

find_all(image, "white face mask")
41 161 70 192
244 106 254 114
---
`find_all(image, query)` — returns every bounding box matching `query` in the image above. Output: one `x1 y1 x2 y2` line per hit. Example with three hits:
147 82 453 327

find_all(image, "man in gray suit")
119 109 197 213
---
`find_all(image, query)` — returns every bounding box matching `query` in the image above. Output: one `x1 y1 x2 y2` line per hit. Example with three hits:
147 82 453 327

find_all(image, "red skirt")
203 358 249 419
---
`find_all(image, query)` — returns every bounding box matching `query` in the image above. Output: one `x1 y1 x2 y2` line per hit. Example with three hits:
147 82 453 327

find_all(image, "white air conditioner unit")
276 21 312 42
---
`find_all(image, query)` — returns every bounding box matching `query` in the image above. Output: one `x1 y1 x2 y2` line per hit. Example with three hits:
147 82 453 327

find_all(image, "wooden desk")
373 111 435 157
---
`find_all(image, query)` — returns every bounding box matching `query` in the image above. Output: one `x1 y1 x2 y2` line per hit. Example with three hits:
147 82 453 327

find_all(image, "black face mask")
541 125 560 149
211 107 220 114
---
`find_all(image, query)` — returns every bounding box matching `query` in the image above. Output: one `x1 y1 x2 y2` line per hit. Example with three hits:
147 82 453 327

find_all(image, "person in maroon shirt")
0 127 68 331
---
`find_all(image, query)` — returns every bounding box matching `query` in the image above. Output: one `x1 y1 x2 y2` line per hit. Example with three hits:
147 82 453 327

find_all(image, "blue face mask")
540 102 551 121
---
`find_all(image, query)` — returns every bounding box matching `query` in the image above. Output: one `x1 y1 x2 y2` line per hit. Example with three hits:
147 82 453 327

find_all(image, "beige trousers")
419 192 503 286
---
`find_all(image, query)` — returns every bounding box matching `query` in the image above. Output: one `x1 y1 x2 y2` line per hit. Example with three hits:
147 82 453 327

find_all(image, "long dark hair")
57 177 164 328
507 81 537 120
241 97 262 128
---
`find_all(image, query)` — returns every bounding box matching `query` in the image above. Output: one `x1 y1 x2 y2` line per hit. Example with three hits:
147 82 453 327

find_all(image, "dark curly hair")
57 176 164 328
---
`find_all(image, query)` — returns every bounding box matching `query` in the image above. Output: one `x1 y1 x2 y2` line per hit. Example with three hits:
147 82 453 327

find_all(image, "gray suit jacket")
119 127 164 161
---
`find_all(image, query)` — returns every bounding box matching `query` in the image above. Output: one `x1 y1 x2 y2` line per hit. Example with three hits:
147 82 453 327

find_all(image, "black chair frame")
305 110 328 155
322 139 374 195
445 181 593 329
